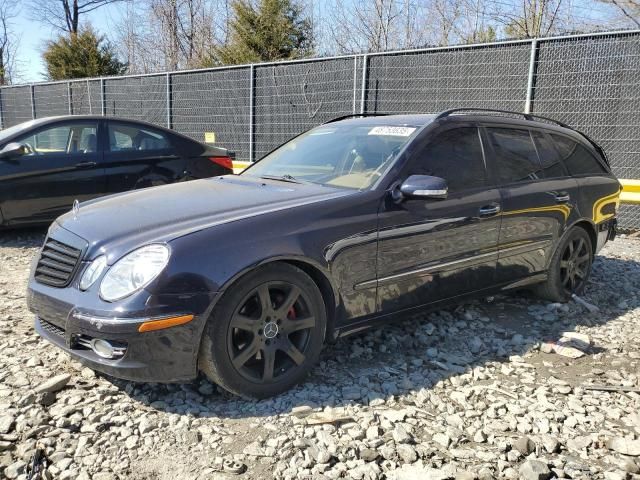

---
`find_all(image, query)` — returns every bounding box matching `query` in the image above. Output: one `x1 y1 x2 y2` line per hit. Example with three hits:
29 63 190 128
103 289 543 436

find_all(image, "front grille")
35 239 82 287
39 318 65 337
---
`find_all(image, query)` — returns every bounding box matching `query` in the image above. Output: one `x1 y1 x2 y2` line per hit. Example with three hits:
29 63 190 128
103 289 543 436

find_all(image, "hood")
55 176 352 260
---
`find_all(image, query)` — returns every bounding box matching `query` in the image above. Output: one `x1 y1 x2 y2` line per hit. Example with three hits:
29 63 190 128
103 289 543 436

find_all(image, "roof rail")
437 108 611 165
323 113 390 124
435 108 571 129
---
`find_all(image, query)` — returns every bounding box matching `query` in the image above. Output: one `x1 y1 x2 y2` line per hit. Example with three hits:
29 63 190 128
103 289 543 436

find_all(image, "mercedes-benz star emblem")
263 322 278 339
72 199 80 219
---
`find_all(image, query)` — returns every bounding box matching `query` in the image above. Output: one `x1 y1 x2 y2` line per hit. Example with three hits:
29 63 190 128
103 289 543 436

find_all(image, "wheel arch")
204 255 341 343
566 218 598 254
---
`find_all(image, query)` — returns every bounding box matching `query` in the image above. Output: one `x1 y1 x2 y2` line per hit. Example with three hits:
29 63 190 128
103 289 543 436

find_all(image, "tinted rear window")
531 130 567 178
550 134 607 176
486 128 541 184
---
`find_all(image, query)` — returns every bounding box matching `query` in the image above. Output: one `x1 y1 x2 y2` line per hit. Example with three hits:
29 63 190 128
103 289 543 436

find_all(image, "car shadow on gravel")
109 251 640 419
0 228 46 247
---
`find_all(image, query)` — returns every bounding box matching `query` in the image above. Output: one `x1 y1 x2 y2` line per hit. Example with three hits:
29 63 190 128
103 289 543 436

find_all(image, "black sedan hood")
55 176 352 260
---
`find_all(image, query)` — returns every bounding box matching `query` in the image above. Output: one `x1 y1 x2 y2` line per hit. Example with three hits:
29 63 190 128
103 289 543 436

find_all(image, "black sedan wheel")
535 226 593 302
199 263 326 398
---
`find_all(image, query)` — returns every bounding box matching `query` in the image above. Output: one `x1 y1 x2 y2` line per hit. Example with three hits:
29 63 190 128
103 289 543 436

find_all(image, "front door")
376 125 502 313
0 121 103 225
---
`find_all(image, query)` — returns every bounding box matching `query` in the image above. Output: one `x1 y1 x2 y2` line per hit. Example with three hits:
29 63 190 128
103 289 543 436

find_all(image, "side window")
14 123 97 155
550 134 607 176
531 130 567 179
486 127 541 184
410 127 486 192
108 123 171 152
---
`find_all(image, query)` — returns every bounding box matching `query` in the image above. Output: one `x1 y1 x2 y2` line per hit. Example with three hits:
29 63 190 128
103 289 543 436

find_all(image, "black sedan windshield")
243 123 419 189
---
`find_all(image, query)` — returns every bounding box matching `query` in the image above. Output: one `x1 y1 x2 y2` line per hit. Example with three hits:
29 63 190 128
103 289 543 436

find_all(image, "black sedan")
27 111 619 398
0 115 233 227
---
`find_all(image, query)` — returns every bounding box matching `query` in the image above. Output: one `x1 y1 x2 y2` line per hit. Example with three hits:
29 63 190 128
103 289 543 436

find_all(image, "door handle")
75 161 97 169
554 192 570 203
479 204 501 217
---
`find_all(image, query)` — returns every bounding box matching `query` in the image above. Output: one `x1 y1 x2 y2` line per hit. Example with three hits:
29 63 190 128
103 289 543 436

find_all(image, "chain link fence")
1 30 639 226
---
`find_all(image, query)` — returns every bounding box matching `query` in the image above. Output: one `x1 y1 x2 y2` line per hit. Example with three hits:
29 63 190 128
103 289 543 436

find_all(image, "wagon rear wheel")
534 226 593 302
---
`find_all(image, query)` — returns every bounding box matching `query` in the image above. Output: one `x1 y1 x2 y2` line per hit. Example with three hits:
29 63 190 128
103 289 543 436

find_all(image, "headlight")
100 245 170 302
79 255 107 290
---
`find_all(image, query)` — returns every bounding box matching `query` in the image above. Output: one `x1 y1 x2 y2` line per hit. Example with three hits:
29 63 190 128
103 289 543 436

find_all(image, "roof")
325 111 604 158
330 114 437 127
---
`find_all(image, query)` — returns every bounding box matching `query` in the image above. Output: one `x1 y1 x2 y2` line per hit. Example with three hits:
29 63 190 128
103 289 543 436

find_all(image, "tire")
534 226 593 302
198 263 327 399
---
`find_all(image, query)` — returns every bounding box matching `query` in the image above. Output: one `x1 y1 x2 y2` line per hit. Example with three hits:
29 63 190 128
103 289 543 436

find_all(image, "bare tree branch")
607 0 640 27
28 0 125 34
0 0 19 85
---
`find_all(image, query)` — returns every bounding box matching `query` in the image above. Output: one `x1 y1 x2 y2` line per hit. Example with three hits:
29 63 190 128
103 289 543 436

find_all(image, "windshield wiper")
259 174 312 184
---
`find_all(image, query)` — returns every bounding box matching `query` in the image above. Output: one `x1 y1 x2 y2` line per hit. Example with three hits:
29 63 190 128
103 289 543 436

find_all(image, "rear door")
103 121 183 193
376 125 502 313
483 126 578 285
0 120 103 225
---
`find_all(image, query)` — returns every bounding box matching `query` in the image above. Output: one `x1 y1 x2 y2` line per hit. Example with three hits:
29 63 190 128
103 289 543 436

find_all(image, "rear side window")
531 131 567 178
108 123 171 152
550 134 607 176
411 127 486 192
486 127 541 184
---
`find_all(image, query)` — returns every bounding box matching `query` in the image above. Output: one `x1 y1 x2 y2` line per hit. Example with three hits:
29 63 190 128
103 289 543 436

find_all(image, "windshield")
242 123 419 190
0 119 45 144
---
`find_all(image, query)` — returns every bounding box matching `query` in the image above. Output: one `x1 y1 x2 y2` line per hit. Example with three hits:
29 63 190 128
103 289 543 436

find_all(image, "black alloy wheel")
228 282 316 382
534 226 593 302
199 263 326 398
559 235 591 295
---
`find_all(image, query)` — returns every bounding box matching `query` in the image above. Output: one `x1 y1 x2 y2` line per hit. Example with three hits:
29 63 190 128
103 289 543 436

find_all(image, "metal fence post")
0 89 4 130
360 54 368 114
352 56 358 114
67 82 72 115
100 78 106 116
524 39 538 114
30 84 36 119
166 73 172 129
249 64 255 163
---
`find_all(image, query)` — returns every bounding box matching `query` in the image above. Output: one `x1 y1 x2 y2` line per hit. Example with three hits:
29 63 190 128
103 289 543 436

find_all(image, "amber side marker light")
138 314 195 333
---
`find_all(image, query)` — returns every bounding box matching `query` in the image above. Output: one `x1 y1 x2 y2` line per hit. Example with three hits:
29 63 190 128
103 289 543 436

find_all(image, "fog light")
90 338 125 359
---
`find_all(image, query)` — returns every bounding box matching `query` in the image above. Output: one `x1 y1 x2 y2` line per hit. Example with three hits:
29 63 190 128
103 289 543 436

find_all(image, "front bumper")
27 281 217 383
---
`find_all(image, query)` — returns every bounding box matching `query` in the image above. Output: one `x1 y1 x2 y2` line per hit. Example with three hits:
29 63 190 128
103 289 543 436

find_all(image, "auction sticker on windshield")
368 126 416 137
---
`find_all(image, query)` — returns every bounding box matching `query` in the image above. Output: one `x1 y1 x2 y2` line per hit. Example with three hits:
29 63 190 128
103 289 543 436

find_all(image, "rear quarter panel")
573 173 621 251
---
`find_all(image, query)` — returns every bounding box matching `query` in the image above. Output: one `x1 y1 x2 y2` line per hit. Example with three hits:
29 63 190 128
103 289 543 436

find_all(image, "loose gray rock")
0 415 15 434
607 437 640 456
519 459 552 480
513 436 535 455
4 460 26 479
396 444 418 464
392 425 413 444
34 374 71 394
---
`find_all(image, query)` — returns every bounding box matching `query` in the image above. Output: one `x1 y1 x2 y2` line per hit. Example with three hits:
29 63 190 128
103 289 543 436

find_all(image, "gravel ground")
1 229 640 480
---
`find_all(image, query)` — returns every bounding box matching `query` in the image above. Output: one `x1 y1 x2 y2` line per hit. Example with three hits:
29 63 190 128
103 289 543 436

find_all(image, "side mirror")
397 175 448 201
0 142 27 160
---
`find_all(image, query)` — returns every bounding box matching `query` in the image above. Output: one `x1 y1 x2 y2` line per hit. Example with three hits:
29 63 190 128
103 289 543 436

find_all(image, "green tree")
43 27 127 80
465 26 497 44
216 0 313 65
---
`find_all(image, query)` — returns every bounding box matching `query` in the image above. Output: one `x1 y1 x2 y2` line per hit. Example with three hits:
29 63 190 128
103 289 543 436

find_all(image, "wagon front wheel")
199 263 326 399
